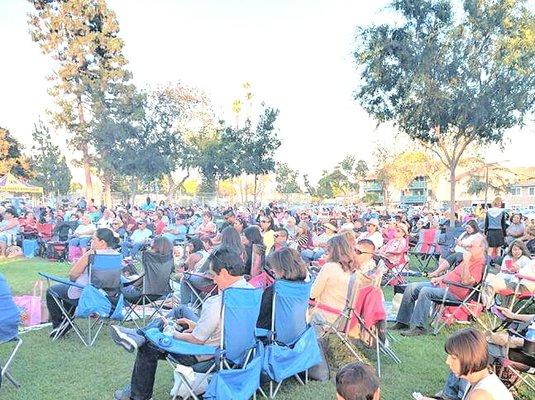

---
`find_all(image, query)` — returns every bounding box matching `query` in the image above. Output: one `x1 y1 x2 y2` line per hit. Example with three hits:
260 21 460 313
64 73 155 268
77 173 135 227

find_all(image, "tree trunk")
253 174 258 207
449 164 457 226
103 174 112 208
77 97 93 200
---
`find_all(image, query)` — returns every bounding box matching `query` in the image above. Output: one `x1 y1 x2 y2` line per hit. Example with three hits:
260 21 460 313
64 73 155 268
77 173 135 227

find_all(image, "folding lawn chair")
180 271 217 313
260 280 322 398
488 307 535 394
409 228 441 273
0 274 23 390
429 260 489 335
39 253 125 346
123 250 174 327
144 287 264 400
494 274 535 313
379 241 410 287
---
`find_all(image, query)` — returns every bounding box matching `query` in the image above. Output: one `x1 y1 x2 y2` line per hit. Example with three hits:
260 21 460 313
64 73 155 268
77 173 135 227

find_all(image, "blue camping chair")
145 287 264 400
39 253 125 346
0 274 22 389
259 280 322 398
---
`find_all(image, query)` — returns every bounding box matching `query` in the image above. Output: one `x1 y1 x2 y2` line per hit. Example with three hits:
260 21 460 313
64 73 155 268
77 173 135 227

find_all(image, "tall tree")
30 121 72 196
28 0 131 199
354 0 535 221
275 162 301 199
239 106 281 205
0 127 31 179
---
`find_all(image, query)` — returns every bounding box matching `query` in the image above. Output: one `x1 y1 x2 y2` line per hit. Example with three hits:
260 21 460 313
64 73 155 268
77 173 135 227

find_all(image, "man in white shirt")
121 219 152 259
357 218 384 250
111 247 252 400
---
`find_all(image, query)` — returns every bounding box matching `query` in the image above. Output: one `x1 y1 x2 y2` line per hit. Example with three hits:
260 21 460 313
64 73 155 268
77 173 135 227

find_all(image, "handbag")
13 281 48 326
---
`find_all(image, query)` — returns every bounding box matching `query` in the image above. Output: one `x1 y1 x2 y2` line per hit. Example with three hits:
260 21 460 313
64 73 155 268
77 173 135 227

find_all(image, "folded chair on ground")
123 250 174 327
0 274 22 390
259 280 322 398
145 287 264 400
429 261 490 335
39 253 125 346
409 228 441 273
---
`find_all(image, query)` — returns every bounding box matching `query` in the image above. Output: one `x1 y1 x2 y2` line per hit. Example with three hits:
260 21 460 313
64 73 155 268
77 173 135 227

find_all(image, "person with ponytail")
46 228 120 339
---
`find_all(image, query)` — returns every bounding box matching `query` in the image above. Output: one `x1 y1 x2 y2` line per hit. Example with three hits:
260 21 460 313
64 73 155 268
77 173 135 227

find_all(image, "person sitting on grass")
390 236 487 336
110 247 252 400
0 208 19 257
335 361 380 400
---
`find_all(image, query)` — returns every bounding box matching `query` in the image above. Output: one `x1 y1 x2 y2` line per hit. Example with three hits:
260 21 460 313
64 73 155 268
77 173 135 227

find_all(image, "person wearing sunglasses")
111 247 252 400
269 228 289 256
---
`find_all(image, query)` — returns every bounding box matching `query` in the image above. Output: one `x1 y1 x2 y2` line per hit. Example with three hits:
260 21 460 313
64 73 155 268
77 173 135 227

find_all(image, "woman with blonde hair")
310 235 358 323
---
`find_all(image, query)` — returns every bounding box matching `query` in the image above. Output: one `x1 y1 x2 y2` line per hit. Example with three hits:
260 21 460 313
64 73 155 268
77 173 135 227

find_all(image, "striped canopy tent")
0 173 43 195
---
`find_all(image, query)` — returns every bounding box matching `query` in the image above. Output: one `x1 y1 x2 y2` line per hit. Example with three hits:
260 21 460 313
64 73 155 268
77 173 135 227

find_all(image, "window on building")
529 187 535 196
510 187 522 196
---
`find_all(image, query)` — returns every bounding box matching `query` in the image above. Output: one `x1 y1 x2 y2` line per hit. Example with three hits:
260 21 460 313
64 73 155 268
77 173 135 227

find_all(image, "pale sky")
1 0 534 184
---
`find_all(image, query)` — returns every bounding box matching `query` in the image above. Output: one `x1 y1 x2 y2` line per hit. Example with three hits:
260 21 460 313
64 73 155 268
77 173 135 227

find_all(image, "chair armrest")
255 328 269 338
442 279 475 291
144 328 217 356
183 271 213 281
38 272 85 289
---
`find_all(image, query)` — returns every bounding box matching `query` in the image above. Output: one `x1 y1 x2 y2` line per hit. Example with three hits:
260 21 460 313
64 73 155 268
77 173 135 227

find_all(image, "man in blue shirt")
121 219 152 259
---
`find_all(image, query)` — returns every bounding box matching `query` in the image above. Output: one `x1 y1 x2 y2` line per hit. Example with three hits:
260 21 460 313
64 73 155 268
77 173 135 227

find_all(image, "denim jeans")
46 283 79 329
68 236 91 249
395 281 458 328
442 371 469 399
130 305 201 400
121 241 143 258
180 274 213 304
301 248 325 264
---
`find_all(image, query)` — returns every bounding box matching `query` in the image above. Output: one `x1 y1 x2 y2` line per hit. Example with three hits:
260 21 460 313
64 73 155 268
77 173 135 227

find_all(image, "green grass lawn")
0 257 530 400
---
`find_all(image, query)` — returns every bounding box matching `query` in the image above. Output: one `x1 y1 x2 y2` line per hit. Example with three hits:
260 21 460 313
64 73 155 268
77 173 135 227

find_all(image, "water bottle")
163 321 176 337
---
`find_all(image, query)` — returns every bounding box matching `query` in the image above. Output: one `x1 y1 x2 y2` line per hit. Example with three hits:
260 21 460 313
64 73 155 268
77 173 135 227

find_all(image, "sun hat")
367 218 380 227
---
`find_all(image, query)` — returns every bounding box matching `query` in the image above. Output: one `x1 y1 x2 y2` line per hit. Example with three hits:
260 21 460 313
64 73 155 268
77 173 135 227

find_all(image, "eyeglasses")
355 248 373 255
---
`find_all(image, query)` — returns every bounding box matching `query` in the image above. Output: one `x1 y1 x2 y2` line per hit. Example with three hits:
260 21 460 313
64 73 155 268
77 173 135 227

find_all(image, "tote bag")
13 281 47 327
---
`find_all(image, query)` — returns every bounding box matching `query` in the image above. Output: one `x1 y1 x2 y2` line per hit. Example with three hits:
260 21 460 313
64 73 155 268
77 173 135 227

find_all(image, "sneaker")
109 325 146 353
401 327 427 337
114 385 153 400
389 322 410 331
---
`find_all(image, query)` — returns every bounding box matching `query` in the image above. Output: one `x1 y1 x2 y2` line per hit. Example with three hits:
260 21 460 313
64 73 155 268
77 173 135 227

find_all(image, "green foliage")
355 0 535 214
275 162 302 195
0 127 31 179
466 175 487 195
28 0 132 193
30 120 72 195
362 192 381 205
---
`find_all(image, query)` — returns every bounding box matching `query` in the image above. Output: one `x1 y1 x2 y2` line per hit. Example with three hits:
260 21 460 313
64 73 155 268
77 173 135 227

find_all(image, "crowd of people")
1 194 534 399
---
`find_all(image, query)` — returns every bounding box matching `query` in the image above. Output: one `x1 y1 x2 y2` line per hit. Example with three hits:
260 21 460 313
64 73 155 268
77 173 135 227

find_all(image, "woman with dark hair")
484 239 535 306
259 214 276 253
505 213 525 246
233 216 248 234
444 328 512 400
257 248 308 329
243 225 266 276
196 211 217 239
20 210 39 238
178 236 212 306
430 220 484 278
219 226 246 261
46 228 120 338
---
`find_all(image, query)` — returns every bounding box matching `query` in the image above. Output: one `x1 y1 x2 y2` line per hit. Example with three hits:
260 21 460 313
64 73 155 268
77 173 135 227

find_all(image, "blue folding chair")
260 280 322 398
145 287 264 400
0 274 22 390
40 253 125 346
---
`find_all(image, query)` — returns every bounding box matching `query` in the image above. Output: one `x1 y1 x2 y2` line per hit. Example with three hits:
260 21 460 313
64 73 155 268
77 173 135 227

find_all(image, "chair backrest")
141 250 173 295
416 229 440 253
221 287 263 365
0 274 19 343
272 280 311 345
37 222 53 238
88 253 123 294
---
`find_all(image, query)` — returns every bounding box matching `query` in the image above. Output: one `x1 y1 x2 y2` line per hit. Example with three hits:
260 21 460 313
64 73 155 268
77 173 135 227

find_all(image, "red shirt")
440 256 485 300
154 220 166 235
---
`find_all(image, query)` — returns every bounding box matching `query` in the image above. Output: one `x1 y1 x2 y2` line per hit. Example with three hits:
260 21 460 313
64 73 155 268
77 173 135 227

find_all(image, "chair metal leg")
0 338 23 388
